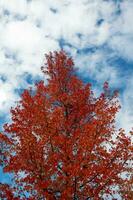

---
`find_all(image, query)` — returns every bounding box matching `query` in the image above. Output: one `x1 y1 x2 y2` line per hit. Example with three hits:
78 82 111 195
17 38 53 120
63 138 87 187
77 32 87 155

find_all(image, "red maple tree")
0 133 16 199
0 51 132 199
120 174 133 200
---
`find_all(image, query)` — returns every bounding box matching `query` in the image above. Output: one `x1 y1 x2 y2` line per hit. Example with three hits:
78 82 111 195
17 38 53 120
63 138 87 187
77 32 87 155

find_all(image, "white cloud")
0 0 28 16
109 1 133 61
2 21 42 53
0 82 18 113
118 1 133 35
109 35 133 61
117 77 133 133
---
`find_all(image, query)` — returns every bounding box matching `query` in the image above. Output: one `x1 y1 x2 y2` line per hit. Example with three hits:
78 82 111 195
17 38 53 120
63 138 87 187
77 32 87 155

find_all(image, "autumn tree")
0 51 132 199
0 133 16 199
120 170 133 199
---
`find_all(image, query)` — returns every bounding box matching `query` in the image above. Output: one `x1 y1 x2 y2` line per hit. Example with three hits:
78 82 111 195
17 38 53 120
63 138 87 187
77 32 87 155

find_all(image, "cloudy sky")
0 0 133 134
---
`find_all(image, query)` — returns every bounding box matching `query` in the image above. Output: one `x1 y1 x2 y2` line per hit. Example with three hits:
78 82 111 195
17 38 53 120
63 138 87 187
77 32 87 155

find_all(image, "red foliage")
0 51 132 199
0 183 15 199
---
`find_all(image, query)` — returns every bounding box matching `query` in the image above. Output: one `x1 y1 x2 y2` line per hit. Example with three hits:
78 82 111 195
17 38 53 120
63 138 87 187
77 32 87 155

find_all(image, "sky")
0 0 133 130
0 0 132 197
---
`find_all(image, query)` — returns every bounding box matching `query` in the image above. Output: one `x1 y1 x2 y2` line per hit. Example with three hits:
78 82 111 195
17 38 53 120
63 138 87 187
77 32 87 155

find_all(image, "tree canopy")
0 51 132 199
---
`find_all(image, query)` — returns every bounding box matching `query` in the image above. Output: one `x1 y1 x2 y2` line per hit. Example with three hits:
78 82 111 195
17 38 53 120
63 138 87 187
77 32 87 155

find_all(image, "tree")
0 51 132 199
120 173 133 199
0 133 16 199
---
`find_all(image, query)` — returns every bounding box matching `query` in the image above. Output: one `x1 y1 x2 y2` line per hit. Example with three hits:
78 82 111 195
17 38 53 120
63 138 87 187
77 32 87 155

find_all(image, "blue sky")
0 0 132 196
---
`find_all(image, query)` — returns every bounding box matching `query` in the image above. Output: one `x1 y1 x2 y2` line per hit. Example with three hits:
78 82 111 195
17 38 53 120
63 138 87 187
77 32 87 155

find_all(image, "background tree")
0 51 132 199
